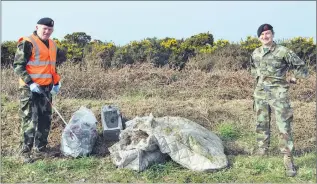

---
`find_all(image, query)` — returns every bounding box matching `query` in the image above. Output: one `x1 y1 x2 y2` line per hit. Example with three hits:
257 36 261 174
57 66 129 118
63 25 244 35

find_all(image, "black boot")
19 144 34 164
33 145 48 159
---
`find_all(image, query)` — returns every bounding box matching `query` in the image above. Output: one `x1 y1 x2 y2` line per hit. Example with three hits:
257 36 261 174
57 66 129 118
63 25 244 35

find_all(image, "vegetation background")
1 32 316 183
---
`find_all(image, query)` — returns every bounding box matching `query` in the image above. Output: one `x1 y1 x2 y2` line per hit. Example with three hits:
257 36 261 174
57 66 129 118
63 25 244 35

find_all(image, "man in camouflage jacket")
13 17 63 163
249 23 309 177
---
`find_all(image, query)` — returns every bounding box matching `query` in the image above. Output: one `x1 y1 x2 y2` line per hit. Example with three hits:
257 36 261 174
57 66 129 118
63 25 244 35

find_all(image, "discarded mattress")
109 114 228 172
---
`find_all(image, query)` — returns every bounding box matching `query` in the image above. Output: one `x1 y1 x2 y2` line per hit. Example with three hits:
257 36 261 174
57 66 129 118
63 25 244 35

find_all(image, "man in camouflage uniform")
13 17 63 163
249 24 309 177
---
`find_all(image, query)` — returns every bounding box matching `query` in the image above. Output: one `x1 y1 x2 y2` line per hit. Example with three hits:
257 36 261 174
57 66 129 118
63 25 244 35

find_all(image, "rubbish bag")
60 106 98 158
109 114 228 172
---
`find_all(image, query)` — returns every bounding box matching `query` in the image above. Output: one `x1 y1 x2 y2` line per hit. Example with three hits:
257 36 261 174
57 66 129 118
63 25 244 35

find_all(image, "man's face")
36 24 54 40
259 30 274 46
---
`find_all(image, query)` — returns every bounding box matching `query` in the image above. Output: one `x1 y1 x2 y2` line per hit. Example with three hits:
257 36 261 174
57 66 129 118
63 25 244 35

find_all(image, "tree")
64 32 91 47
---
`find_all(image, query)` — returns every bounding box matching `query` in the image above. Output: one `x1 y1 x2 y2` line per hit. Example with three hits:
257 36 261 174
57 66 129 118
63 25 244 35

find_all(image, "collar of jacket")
260 41 277 55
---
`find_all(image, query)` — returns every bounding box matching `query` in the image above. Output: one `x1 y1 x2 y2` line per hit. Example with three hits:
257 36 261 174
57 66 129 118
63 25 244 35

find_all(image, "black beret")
257 23 273 37
37 17 54 27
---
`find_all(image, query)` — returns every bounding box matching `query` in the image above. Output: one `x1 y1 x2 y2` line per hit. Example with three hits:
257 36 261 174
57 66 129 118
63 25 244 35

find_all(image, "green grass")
1 153 315 183
216 122 240 141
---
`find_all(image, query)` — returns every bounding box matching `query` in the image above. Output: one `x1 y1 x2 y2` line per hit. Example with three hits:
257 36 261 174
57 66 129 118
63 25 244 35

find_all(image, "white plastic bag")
60 106 98 158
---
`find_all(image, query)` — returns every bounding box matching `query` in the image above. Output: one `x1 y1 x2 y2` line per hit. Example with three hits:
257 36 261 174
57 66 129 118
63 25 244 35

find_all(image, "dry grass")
2 62 315 102
2 97 316 156
1 60 316 153
1 61 316 157
1 61 316 182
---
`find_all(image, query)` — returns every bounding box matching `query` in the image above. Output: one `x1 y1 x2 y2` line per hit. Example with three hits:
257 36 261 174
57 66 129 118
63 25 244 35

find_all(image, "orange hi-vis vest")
18 34 60 86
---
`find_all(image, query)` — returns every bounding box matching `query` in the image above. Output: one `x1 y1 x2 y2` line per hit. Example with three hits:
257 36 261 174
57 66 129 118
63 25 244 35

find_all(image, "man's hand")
50 84 60 95
29 83 41 93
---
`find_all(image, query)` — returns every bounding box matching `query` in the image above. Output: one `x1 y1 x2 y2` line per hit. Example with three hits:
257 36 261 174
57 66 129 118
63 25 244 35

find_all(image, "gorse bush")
54 38 83 63
94 42 117 69
1 31 315 71
187 43 250 71
240 36 262 54
112 45 134 67
199 39 230 54
129 39 153 63
280 37 316 68
1 41 17 68
184 32 214 48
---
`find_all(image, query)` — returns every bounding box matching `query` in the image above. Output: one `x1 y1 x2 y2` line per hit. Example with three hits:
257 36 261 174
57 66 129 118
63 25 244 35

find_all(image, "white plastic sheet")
109 114 228 172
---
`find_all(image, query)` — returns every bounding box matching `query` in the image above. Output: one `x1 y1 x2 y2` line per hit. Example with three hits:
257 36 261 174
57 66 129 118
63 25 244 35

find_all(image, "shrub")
94 42 117 69
198 39 230 54
112 45 134 67
187 43 249 72
240 36 261 54
128 39 153 63
183 32 214 48
1 41 17 68
279 37 316 68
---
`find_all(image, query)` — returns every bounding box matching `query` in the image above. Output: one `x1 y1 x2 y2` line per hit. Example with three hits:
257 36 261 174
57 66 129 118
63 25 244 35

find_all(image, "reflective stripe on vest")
29 74 52 78
29 36 40 62
27 61 56 66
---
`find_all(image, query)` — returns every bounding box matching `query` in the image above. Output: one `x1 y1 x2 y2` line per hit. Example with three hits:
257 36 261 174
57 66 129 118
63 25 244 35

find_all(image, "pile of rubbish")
60 106 228 172
109 114 228 172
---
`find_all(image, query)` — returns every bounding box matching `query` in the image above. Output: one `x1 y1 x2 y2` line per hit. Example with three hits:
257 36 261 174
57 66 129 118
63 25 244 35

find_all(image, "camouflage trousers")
19 84 53 150
253 86 294 156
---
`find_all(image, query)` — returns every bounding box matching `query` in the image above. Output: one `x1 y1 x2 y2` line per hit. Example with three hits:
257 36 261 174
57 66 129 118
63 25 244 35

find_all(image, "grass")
1 63 316 182
1 96 315 183
216 122 240 141
1 153 316 183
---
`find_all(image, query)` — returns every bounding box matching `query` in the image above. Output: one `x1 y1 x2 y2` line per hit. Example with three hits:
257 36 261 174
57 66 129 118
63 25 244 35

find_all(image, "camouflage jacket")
13 31 62 86
250 42 309 88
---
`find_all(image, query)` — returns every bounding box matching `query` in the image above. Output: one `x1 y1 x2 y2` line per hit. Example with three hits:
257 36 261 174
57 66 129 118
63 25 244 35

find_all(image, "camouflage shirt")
250 42 309 88
13 31 62 85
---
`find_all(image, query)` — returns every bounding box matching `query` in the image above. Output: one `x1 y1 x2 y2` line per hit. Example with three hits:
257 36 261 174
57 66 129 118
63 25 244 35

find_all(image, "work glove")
29 83 41 94
51 84 60 95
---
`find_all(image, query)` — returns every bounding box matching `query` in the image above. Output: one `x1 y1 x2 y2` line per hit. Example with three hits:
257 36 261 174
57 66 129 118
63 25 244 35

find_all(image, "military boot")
284 155 297 177
33 146 48 160
19 145 34 164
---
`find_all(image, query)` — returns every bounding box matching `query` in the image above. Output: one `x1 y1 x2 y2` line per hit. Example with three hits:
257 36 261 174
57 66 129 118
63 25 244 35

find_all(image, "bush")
149 37 181 68
187 43 249 72
112 46 134 67
1 41 17 68
94 42 117 69
183 32 214 49
279 37 316 68
198 39 230 54
240 36 261 54
128 39 153 63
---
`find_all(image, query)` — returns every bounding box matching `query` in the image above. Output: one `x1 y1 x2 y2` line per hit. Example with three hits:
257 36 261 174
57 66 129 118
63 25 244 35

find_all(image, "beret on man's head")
37 17 54 27
257 23 273 37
